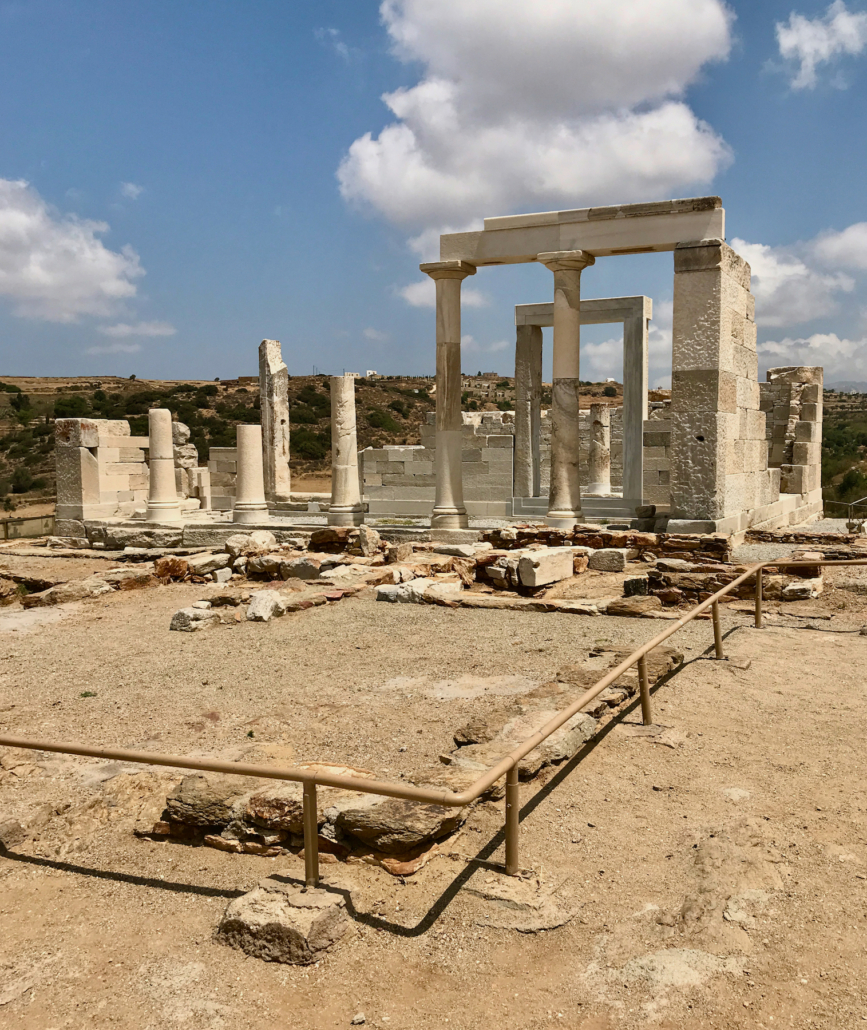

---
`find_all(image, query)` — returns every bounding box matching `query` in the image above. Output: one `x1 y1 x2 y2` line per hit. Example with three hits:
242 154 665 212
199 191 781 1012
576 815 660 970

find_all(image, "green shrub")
389 400 407 416
11 467 33 493
292 428 329 460
54 395 91 418
603 385 617 397
291 405 321 425
367 408 401 433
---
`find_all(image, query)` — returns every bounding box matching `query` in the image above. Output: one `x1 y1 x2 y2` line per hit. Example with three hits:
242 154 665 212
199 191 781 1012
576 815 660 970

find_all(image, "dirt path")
0 584 866 1029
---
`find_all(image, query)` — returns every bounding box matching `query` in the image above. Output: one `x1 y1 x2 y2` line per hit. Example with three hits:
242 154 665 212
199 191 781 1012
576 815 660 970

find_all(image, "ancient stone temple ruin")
53 196 824 546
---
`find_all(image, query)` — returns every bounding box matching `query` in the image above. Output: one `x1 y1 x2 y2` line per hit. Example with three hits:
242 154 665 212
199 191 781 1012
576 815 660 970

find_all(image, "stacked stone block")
642 403 671 507
55 418 149 536
208 447 238 511
759 366 823 502
668 239 778 531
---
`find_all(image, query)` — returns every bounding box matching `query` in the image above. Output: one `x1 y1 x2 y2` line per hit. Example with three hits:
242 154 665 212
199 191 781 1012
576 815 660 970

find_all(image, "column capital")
419 259 477 281
537 250 595 273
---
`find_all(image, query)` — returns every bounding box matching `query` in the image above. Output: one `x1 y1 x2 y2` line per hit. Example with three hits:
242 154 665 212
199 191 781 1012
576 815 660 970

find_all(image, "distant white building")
366 369 381 378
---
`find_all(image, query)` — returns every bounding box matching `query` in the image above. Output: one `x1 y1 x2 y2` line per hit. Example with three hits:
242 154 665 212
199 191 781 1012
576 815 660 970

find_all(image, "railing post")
754 568 763 629
712 600 724 659
303 781 319 887
505 764 519 875
638 655 652 726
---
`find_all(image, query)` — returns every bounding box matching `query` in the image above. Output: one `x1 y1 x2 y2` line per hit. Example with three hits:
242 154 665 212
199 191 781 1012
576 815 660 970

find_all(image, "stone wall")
668 239 781 533
55 418 149 537
759 366 823 498
642 402 672 507
208 447 238 511
361 408 631 516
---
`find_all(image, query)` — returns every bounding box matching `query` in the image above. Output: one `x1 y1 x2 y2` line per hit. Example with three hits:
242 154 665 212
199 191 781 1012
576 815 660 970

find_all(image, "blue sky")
1 0 866 386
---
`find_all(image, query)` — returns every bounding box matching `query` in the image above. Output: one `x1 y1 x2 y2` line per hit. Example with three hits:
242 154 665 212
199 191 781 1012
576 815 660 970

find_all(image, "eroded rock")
217 877 349 965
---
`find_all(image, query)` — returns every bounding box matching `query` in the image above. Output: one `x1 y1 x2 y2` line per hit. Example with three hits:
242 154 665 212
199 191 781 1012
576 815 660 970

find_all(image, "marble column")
537 250 595 527
587 403 611 495
419 259 477 529
259 339 292 505
328 375 364 526
622 300 650 503
233 424 268 524
514 324 543 498
145 408 183 523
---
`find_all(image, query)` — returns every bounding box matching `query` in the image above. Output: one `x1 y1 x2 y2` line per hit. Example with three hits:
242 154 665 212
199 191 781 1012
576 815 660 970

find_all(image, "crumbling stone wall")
760 366 823 497
208 447 238 511
55 418 149 537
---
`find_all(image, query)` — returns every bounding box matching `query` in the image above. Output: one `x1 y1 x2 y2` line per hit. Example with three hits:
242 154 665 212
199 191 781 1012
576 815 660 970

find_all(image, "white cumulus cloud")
0 178 144 322
758 332 867 382
813 221 867 268
97 320 176 338
731 236 854 327
363 326 389 341
339 0 734 235
776 1 867 89
120 182 144 200
85 341 143 355
397 278 488 308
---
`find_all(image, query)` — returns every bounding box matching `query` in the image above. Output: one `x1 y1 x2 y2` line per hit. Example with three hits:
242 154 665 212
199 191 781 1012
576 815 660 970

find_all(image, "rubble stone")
169 607 221 632
164 774 252 827
588 548 629 572
247 592 286 622
386 542 414 564
22 577 113 608
517 547 574 587
328 794 467 854
154 556 189 580
606 596 663 617
218 877 349 965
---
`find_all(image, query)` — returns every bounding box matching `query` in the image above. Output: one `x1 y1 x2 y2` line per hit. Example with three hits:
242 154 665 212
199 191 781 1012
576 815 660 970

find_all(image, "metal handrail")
1 556 865 886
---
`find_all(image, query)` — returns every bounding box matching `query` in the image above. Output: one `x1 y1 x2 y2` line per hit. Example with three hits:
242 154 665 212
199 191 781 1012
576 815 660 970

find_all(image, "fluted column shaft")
328 375 364 526
233 424 268 524
420 259 476 529
145 408 183 523
538 250 595 527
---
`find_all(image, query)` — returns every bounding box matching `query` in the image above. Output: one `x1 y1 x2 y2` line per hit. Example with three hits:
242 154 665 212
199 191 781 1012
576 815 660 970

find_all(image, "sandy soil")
0 559 866 1029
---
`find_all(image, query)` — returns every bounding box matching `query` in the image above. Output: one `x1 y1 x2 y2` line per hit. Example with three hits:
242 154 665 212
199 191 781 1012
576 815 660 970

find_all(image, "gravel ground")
1 577 867 1030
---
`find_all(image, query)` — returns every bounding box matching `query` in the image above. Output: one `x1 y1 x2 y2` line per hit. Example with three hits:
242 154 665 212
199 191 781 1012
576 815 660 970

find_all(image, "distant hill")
827 382 867 394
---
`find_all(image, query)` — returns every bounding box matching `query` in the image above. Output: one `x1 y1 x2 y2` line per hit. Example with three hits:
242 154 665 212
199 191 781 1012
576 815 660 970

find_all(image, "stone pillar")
419 259 477 529
514 324 543 497
669 239 763 531
537 250 595 527
233 424 268 524
328 375 364 526
622 300 650 503
145 408 183 523
259 339 292 505
587 404 611 495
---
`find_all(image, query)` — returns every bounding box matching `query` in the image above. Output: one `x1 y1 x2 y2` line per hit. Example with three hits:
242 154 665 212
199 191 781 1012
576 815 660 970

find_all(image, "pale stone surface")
420 260 477 529
538 250 595 525
514 323 543 497
328 376 364 527
588 548 629 572
233 424 269 524
169 607 220 632
224 531 278 559
247 592 286 622
517 547 575 587
587 403 611 495
145 409 183 524
186 552 231 576
218 878 349 965
259 340 292 504
441 197 725 265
